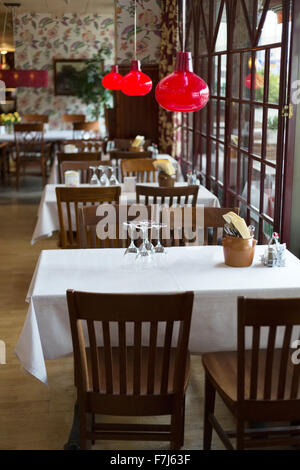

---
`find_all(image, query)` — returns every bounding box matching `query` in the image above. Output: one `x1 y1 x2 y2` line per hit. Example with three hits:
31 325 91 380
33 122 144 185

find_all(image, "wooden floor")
0 202 236 450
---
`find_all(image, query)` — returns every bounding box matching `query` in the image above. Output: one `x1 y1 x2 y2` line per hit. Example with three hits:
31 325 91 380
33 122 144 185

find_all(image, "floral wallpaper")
13 13 114 130
158 0 177 155
116 0 161 64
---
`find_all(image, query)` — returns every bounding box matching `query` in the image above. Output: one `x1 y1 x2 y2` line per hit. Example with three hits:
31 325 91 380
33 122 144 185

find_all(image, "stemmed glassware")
153 222 167 254
123 220 167 268
89 166 100 185
98 165 109 186
123 222 138 255
109 165 119 185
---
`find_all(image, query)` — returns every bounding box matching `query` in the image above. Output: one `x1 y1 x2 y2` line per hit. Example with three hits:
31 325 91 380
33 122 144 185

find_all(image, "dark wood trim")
281 0 300 245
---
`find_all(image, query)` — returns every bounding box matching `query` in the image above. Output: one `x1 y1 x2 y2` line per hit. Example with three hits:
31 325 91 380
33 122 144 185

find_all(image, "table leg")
63 402 80 450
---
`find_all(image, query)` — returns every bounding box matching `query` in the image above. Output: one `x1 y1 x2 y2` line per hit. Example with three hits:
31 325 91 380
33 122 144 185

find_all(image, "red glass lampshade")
121 60 152 96
245 72 264 90
0 69 48 88
155 52 209 112
102 65 123 90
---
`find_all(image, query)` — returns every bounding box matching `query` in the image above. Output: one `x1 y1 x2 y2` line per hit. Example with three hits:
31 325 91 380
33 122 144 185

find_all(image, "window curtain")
158 0 178 155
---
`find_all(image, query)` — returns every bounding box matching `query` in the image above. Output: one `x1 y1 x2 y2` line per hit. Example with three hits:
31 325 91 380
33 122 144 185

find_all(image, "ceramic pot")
222 235 257 267
158 172 175 187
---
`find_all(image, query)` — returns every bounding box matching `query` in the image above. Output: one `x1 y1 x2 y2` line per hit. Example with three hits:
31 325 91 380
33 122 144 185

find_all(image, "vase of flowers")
0 112 21 134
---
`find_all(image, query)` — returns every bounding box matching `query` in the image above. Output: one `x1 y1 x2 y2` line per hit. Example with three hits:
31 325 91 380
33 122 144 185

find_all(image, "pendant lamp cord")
134 0 136 60
134 0 137 60
182 0 186 52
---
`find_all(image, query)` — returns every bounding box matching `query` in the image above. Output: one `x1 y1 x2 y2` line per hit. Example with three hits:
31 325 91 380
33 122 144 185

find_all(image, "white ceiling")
0 0 115 14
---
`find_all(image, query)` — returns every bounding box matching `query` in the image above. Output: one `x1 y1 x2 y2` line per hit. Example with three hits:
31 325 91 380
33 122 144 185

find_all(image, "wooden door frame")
281 0 300 245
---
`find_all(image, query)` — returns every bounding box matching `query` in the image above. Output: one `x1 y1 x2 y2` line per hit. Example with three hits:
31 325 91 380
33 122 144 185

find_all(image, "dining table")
31 183 220 245
0 129 74 143
15 245 300 386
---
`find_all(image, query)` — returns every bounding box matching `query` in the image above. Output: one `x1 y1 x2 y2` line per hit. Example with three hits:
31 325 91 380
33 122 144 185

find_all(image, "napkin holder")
222 235 257 267
158 172 175 187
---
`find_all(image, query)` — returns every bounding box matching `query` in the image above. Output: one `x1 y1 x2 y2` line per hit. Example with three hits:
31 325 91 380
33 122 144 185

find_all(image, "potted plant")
71 46 113 122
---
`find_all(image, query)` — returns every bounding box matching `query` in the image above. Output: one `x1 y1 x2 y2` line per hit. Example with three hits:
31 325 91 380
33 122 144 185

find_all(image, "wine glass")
123 222 138 255
89 166 100 185
98 166 109 186
153 222 167 254
135 221 153 267
123 222 138 267
109 165 119 185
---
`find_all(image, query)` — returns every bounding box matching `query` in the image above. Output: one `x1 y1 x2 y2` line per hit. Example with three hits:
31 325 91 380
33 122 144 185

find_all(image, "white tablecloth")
48 153 184 185
0 129 74 142
31 183 220 244
15 245 300 384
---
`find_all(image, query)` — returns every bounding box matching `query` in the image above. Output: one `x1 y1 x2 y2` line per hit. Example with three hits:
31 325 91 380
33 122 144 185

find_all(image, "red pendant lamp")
245 72 264 90
102 15 123 90
121 0 152 96
155 0 209 112
245 57 263 90
102 65 123 90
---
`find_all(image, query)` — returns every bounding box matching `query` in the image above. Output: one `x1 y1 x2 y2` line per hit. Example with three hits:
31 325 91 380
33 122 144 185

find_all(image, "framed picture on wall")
53 59 87 96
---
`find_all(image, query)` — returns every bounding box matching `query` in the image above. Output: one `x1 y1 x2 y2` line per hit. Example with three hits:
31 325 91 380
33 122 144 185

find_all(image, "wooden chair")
202 297 300 450
136 185 199 207
57 152 102 183
60 160 113 185
67 289 194 449
161 206 240 246
56 186 121 249
14 123 49 188
73 122 99 140
61 114 85 124
78 205 239 249
121 158 157 183
23 114 49 123
110 150 153 160
78 204 153 249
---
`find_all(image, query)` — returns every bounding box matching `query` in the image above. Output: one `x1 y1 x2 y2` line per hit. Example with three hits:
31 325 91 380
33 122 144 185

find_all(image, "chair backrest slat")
133 322 142 395
118 322 127 395
87 320 100 392
102 321 113 394
147 321 158 394
278 325 293 399
250 326 260 399
264 325 277 399
161 321 174 394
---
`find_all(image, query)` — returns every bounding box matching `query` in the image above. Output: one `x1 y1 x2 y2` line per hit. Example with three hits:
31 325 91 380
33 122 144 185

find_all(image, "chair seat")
85 346 191 394
202 349 300 407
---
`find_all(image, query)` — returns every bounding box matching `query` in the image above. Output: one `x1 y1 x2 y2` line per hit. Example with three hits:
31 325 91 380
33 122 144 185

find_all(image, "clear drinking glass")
153 222 167 254
123 222 138 255
98 166 109 186
89 166 100 185
135 222 153 266
109 166 119 185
